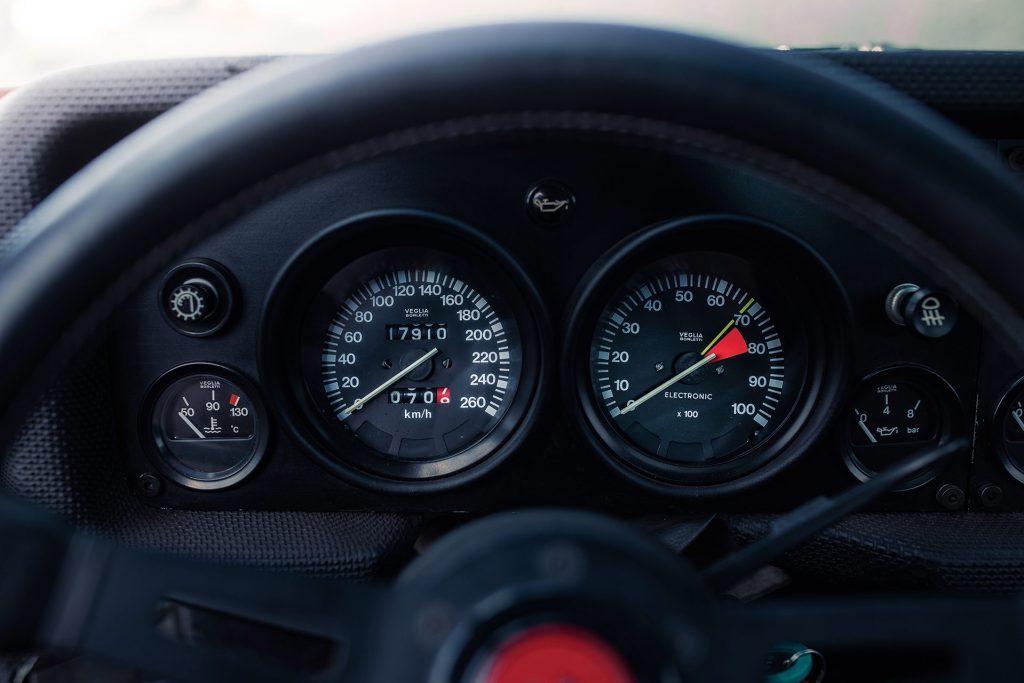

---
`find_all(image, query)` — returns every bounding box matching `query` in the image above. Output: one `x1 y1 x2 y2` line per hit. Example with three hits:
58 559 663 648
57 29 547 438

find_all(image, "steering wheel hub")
475 623 635 683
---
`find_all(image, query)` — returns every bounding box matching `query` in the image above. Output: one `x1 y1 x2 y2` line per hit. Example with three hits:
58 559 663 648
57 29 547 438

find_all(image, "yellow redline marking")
700 297 755 356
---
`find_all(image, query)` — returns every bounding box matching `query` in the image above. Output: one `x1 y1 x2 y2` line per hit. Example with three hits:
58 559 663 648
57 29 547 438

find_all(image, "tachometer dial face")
585 254 804 474
303 248 526 466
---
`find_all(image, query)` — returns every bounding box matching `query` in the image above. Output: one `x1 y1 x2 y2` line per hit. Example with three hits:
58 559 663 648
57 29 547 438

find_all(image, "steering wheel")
2 23 1024 682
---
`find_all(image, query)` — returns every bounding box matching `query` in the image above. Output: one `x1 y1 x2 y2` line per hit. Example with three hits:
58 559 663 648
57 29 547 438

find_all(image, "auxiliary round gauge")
568 217 840 491
265 213 546 490
842 368 959 489
144 364 268 490
991 376 1024 484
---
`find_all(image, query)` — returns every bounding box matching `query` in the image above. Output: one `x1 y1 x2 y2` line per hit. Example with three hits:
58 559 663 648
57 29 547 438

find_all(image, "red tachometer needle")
705 326 748 362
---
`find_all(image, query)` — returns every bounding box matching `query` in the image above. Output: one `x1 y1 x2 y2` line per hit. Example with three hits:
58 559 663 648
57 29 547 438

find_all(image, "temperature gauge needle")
340 347 439 418
177 411 206 439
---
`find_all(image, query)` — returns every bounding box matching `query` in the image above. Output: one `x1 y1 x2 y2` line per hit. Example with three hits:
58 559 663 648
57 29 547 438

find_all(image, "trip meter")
279 220 545 488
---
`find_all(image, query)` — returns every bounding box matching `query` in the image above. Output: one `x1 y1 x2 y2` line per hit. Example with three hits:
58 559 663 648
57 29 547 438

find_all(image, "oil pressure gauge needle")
340 347 439 418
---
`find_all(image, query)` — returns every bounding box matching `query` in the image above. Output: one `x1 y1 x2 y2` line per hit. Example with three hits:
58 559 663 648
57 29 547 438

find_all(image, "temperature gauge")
146 365 267 490
844 368 958 489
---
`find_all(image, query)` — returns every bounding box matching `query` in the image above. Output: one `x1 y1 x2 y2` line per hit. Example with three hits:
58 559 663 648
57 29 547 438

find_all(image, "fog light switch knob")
885 283 958 338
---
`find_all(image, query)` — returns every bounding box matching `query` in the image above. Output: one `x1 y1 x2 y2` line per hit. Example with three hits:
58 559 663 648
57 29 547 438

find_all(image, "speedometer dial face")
307 250 524 463
588 258 799 468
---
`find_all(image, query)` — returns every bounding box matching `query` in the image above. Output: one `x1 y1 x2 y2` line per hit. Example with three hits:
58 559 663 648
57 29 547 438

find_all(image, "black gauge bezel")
991 374 1024 485
840 365 962 492
140 362 270 491
564 215 847 495
260 211 548 493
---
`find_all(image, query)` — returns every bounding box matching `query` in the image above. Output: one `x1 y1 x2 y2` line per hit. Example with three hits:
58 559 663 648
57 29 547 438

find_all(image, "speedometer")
288 227 545 487
320 265 520 459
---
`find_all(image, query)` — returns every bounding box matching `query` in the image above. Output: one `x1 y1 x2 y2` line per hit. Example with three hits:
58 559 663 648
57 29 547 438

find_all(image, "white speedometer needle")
178 411 206 439
620 353 717 415
340 347 439 418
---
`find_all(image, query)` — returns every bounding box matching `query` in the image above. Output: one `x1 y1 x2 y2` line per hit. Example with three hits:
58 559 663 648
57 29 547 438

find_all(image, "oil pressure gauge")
145 364 268 490
992 376 1024 484
844 368 960 489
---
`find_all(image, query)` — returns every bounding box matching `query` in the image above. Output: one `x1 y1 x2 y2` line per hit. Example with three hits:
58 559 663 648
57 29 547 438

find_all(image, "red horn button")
479 624 637 683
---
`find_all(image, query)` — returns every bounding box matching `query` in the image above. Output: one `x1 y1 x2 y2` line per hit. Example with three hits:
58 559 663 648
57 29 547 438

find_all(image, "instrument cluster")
110 140 1009 513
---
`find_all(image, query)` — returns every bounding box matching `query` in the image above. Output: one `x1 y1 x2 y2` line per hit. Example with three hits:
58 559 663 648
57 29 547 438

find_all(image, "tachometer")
566 217 834 490
591 272 788 464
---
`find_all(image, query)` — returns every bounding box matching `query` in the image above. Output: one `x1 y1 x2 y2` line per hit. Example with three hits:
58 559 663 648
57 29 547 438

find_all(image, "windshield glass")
2 0 1022 86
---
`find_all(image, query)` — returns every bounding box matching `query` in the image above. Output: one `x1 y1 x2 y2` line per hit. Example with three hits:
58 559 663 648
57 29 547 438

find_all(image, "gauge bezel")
140 362 270 491
991 374 1024 485
564 215 847 495
840 365 962 491
261 211 548 493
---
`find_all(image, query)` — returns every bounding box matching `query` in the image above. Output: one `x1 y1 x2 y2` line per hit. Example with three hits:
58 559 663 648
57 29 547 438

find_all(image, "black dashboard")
107 120 1017 515
2 47 1024 581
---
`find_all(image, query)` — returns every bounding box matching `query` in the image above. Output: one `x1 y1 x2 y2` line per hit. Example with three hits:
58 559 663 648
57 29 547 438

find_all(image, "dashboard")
107 127 1019 515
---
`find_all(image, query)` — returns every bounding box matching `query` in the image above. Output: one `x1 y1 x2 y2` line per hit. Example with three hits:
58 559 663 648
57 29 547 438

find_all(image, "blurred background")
0 0 1022 86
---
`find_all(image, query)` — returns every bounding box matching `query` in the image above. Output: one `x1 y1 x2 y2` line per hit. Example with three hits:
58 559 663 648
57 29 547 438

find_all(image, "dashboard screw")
442 358 453 369
979 484 1004 508
936 483 965 511
414 603 452 649
138 473 162 497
